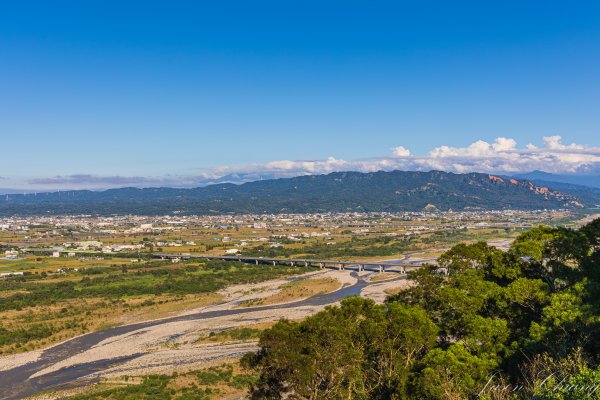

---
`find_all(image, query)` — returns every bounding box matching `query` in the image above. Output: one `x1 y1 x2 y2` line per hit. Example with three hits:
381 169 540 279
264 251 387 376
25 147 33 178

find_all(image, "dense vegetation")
0 170 588 215
242 219 600 399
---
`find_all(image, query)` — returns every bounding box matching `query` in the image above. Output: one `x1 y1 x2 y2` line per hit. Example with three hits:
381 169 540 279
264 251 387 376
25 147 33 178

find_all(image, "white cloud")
392 146 411 157
543 135 584 150
210 156 348 177
429 137 517 158
492 137 517 152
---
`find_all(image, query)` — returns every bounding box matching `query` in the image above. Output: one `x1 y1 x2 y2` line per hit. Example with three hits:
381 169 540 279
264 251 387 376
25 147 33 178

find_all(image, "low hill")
0 170 589 215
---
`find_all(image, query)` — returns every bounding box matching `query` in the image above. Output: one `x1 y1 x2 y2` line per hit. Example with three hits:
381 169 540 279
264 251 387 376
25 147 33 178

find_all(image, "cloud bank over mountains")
197 135 600 185
16 136 600 190
27 174 198 188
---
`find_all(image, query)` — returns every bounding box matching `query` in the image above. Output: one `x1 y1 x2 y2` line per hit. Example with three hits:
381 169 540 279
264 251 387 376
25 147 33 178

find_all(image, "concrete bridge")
152 253 443 274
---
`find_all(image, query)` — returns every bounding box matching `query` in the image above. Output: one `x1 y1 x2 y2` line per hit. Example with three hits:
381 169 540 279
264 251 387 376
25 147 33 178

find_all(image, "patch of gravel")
0 349 43 372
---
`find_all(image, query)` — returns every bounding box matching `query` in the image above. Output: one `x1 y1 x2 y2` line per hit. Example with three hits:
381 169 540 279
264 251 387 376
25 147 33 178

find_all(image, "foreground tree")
244 218 600 399
243 297 438 399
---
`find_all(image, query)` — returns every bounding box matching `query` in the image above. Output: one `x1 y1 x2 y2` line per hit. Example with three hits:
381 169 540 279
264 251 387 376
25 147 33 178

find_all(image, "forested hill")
0 170 589 215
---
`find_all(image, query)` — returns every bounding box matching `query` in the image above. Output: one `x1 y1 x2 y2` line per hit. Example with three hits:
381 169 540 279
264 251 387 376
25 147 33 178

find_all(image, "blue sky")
1 1 600 190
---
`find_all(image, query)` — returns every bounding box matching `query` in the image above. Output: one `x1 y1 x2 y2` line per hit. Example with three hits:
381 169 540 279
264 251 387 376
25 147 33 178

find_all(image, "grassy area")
369 272 398 282
0 260 314 355
200 327 263 344
195 321 279 346
0 293 223 354
40 363 257 400
237 277 340 307
383 286 408 296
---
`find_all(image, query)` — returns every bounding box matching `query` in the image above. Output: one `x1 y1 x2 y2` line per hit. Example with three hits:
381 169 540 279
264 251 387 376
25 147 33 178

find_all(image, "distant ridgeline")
0 170 594 216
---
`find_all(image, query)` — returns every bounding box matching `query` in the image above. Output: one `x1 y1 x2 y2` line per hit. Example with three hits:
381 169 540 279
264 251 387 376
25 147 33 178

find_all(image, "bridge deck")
152 253 439 271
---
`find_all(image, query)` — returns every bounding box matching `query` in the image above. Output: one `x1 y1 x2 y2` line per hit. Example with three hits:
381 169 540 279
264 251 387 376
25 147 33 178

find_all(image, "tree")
581 218 600 250
527 282 595 358
415 344 495 400
246 298 369 399
438 242 504 275
359 302 438 398
510 225 560 261
245 297 438 399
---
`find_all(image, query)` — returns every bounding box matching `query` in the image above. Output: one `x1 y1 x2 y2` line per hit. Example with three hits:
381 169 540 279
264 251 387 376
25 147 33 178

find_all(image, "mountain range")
0 170 596 216
514 170 600 188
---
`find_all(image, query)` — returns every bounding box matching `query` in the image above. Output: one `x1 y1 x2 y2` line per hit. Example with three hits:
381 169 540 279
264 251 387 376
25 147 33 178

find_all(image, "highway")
152 252 439 273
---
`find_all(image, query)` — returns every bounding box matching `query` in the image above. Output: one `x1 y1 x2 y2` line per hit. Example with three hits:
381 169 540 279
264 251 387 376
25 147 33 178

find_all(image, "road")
0 272 396 400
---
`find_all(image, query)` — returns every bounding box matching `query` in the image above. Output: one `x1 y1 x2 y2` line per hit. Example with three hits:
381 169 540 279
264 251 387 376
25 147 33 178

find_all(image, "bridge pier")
255 260 259 265
400 266 406 274
379 264 385 273
338 263 344 271
319 263 324 269
304 261 309 267
272 261 277 266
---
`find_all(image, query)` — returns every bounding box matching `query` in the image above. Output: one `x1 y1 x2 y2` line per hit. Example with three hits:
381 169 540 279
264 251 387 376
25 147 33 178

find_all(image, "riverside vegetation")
63 364 258 400
0 261 312 354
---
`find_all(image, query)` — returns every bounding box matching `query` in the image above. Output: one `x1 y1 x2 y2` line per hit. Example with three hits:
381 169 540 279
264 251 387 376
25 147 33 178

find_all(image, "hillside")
506 178 600 207
515 170 600 188
0 170 588 215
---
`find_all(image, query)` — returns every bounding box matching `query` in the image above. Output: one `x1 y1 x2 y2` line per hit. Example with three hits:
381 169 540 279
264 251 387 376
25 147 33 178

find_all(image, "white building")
4 250 18 258
0 271 24 278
